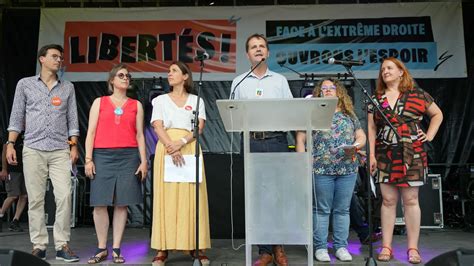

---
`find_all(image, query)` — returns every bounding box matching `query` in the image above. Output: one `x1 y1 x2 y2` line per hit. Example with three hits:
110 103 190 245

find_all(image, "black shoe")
8 219 23 232
32 248 47 260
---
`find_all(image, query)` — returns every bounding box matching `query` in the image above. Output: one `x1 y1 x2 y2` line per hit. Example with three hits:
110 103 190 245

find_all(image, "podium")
217 98 337 265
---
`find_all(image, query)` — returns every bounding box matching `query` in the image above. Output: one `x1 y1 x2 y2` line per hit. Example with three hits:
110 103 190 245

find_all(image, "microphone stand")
341 65 400 266
279 62 304 76
230 58 265 99
192 59 204 266
279 62 356 97
279 63 312 97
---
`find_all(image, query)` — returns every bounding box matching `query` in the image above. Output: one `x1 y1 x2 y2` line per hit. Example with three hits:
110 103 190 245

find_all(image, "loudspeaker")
426 248 474 266
396 174 444 228
0 249 50 266
458 166 474 200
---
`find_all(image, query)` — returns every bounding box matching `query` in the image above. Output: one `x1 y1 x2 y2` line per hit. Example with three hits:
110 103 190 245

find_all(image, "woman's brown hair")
107 63 129 94
313 78 356 118
169 61 194 94
376 57 414 95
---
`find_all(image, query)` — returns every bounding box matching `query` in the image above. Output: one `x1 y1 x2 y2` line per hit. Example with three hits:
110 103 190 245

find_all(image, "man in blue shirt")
6 44 80 262
231 33 292 266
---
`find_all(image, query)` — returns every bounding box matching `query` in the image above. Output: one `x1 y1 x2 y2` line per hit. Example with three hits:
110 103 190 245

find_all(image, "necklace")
114 107 124 116
110 96 128 124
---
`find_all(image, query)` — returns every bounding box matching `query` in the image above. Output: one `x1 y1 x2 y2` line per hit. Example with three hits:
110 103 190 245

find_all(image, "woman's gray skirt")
90 148 142 206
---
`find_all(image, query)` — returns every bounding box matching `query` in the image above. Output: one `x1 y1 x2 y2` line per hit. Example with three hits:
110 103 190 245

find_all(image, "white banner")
38 2 466 81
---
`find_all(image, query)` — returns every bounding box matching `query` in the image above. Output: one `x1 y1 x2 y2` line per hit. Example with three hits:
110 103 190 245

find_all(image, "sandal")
407 248 422 264
377 246 393 262
112 248 125 264
152 250 168 265
190 250 210 265
87 248 108 264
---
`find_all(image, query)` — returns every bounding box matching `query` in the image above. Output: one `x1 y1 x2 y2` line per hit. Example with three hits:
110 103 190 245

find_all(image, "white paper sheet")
337 142 360 150
370 175 377 197
164 155 203 183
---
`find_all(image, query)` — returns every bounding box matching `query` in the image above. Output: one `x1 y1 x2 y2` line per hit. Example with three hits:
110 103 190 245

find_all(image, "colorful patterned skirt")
375 139 428 187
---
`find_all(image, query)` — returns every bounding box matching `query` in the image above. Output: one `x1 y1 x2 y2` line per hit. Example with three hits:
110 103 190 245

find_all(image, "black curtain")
0 8 40 139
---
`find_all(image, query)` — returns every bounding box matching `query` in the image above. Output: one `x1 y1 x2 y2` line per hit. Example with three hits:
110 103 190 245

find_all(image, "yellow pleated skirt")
150 128 211 251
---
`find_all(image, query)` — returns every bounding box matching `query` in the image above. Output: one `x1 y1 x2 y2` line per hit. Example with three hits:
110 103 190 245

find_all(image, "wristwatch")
5 140 15 145
68 139 77 146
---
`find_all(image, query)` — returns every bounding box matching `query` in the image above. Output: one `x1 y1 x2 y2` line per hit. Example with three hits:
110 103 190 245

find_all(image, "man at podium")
230 33 293 266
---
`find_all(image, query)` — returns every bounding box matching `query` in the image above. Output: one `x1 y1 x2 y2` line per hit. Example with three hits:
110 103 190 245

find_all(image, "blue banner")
267 42 437 72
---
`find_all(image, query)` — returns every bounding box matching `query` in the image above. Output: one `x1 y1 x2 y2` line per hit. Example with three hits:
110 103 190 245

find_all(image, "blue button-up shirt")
230 68 293 100
8 75 79 151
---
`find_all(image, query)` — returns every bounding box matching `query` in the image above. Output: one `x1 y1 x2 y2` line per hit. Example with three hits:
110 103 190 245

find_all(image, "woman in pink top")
84 64 147 264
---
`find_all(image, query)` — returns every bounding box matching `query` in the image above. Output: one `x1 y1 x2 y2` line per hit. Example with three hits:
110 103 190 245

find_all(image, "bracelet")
85 161 93 164
180 137 188 144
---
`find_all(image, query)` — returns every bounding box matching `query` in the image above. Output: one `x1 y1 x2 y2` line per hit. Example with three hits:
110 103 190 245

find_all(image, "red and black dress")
369 87 434 187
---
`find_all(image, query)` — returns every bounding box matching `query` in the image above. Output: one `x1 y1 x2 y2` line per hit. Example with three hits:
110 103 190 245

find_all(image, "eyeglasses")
321 85 337 91
50 54 64 62
116 73 132 80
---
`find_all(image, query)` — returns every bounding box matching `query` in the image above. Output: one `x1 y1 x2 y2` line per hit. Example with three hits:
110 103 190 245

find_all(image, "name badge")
51 96 62 106
256 88 263 97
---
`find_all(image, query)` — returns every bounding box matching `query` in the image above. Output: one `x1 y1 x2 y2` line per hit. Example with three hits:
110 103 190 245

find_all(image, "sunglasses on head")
321 85 336 91
116 73 132 80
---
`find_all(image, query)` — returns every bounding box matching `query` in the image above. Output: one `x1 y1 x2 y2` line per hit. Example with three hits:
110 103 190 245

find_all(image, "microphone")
230 58 266 99
328 57 365 66
194 52 210 61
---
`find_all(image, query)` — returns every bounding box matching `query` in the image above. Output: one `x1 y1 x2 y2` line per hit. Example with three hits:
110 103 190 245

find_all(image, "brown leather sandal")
152 251 168 265
273 245 288 266
407 248 422 264
377 246 393 262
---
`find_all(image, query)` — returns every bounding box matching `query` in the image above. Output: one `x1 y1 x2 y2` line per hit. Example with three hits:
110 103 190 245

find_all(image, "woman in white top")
150 61 210 265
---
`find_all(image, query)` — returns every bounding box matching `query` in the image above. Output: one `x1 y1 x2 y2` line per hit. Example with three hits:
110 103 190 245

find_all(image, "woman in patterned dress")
296 78 366 262
368 57 443 264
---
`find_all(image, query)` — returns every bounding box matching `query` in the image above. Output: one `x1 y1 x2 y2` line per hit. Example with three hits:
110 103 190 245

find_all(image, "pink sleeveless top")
94 96 138 148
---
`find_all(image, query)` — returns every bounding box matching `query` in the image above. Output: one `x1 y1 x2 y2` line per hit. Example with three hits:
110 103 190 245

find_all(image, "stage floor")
0 225 472 265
